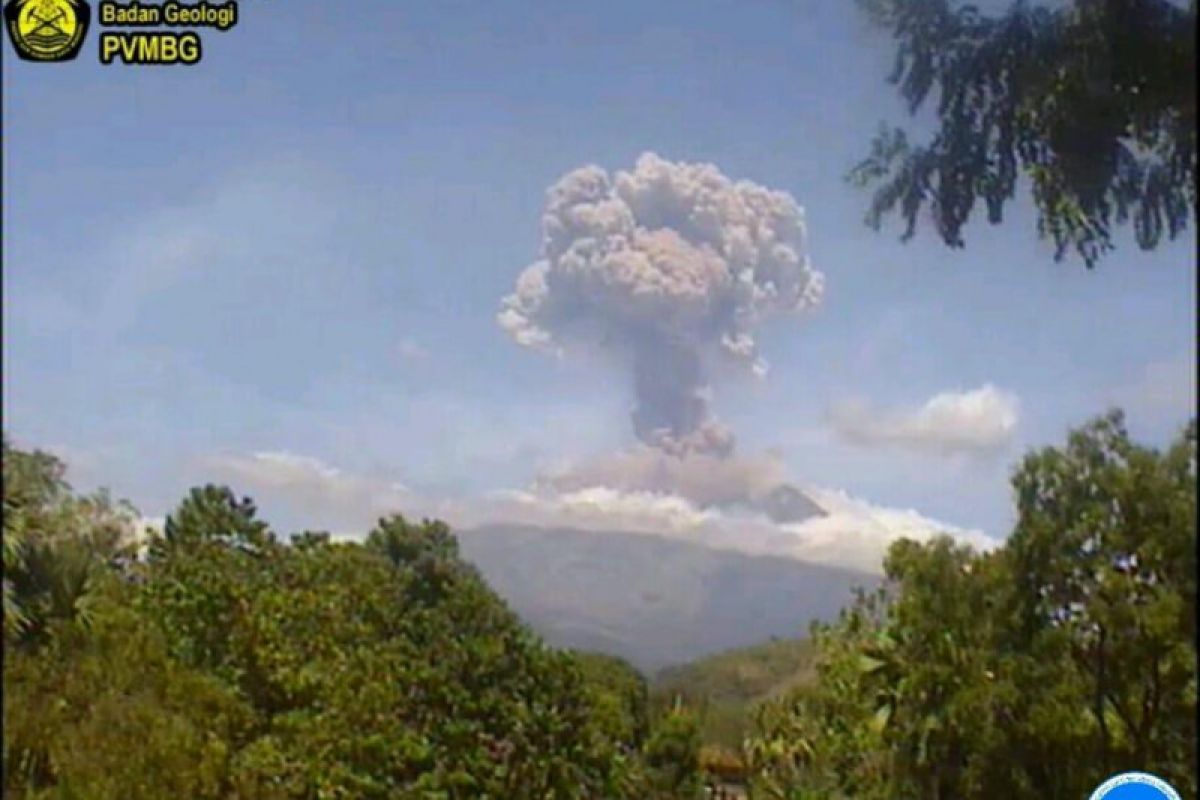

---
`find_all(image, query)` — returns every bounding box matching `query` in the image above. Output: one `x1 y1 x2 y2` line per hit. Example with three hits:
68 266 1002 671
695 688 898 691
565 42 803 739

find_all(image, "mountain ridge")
455 523 879 672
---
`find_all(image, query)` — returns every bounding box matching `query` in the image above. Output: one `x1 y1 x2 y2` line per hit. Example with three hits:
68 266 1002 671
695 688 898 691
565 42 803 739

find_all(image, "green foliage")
745 411 1197 799
289 530 332 550
4 587 253 800
2 443 652 798
7 414 1193 798
653 638 817 750
1007 410 1197 789
366 514 459 566
746 587 899 800
160 484 273 553
642 703 704 799
133 508 633 797
574 651 652 750
2 438 138 647
850 0 1196 267
366 514 472 607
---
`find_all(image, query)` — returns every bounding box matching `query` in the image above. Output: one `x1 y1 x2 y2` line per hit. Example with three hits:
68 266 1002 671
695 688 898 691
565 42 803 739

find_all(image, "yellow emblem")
5 0 90 62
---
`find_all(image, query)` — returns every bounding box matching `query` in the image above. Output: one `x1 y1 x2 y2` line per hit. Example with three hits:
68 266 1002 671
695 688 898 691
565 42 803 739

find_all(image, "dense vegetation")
3 409 1195 798
1 439 703 799
745 411 1196 798
653 638 817 765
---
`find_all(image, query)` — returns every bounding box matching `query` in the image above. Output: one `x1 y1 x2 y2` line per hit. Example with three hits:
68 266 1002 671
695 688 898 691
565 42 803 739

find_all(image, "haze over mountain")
10 147 1185 680
7 3 1193 655
456 523 878 672
30 155 1004 678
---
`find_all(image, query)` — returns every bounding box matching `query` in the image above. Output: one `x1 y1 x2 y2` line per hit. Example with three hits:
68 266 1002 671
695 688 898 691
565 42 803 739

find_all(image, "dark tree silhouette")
850 0 1196 267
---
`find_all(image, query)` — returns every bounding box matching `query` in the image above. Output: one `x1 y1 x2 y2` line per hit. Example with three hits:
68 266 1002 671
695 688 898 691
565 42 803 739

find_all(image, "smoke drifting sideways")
531 447 824 524
499 152 824 460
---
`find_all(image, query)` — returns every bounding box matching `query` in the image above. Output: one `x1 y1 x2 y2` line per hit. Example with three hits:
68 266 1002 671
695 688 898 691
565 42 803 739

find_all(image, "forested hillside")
654 638 817 751
3 410 1196 798
1 439 706 799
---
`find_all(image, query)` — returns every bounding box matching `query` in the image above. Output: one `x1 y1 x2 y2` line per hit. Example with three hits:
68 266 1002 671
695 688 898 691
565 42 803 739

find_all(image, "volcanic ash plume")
498 153 824 457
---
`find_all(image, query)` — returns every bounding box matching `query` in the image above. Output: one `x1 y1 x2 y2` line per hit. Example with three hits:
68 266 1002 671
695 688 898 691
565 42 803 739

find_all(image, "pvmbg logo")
4 0 91 61
1090 771 1182 800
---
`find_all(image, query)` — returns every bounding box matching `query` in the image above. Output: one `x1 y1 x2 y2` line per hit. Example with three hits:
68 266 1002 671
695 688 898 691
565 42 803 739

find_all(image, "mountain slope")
456 524 877 672
655 637 819 705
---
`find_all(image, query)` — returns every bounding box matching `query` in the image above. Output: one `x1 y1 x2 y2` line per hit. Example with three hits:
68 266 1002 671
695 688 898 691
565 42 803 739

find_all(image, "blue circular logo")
1090 772 1181 800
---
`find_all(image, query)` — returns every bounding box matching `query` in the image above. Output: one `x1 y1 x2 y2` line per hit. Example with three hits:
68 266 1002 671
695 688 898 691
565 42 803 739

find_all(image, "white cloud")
478 487 719 537
828 384 1020 455
200 448 997 575
463 482 996 574
206 450 414 532
790 487 999 570
534 445 790 509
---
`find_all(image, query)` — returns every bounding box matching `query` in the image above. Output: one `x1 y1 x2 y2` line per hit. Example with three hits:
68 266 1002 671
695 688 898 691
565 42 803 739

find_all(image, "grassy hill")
651 637 818 751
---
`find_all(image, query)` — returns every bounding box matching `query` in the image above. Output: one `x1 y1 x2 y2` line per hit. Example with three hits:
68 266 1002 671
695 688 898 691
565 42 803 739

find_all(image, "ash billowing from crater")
498 153 831 528
499 153 823 460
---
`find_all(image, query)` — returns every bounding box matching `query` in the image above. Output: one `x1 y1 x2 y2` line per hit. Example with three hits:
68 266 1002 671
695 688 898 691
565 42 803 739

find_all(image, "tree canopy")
851 0 1196 267
744 411 1196 799
4 412 1194 798
1 443 706 799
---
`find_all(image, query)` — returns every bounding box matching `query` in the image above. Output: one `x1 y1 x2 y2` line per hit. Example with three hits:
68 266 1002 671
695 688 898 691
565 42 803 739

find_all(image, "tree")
574 651 651 751
1006 410 1196 792
642 702 704 799
745 411 1196 799
2 445 713 798
366 514 458 566
366 514 475 606
2 438 138 647
133 493 636 798
850 0 1196 267
289 530 332 550
159 484 274 554
3 587 253 799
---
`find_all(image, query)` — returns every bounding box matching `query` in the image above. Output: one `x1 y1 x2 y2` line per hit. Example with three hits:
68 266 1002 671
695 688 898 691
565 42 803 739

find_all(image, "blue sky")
3 0 1195 551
